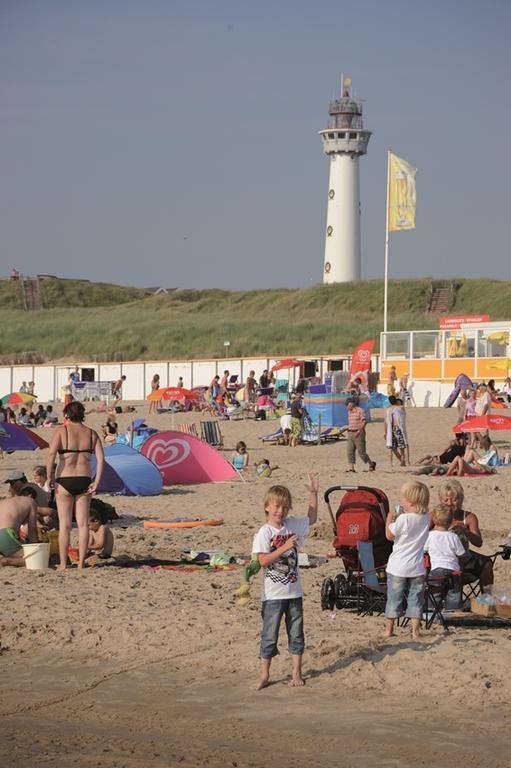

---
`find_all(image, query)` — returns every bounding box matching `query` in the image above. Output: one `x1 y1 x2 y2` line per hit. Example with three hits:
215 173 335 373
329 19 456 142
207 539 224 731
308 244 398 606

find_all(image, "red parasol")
147 387 199 402
271 358 304 372
453 414 511 433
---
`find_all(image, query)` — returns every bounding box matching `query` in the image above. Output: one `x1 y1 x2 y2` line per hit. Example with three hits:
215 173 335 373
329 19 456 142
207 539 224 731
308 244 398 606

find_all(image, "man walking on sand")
112 375 126 401
346 398 376 473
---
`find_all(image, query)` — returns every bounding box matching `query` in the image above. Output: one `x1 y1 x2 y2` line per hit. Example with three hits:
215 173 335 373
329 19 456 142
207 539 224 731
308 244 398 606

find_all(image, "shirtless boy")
0 495 38 566
86 510 114 563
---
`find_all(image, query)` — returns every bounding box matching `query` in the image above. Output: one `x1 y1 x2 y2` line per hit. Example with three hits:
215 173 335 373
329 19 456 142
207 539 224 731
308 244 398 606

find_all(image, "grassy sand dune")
0 277 509 362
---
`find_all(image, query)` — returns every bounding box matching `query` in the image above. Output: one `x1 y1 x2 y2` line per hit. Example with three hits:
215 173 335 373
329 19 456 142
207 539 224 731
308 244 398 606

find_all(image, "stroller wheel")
333 573 348 609
321 578 335 611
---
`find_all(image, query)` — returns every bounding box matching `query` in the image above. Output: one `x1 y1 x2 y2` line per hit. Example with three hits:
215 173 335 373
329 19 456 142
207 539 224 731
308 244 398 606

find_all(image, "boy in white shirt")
252 473 319 690
426 503 465 610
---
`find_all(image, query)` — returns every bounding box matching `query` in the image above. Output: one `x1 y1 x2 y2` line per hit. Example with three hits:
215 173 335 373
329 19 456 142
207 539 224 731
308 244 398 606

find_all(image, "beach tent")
367 392 390 409
0 423 49 452
116 419 159 451
303 392 371 427
141 430 237 484
92 444 162 496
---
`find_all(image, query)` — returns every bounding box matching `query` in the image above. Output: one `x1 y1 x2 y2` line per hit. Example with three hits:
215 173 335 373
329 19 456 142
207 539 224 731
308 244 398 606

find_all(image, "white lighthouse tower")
320 77 371 283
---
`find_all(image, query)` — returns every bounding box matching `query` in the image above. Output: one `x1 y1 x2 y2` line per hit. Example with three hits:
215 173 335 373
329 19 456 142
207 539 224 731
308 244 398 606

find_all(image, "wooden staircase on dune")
20 276 44 311
426 281 455 314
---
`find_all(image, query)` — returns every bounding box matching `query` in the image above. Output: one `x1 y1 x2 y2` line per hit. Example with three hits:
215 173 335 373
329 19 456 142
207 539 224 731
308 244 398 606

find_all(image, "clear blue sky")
1 0 510 290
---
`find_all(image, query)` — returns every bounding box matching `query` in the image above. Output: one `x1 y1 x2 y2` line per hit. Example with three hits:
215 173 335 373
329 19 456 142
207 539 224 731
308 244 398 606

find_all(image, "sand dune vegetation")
0 277 509 363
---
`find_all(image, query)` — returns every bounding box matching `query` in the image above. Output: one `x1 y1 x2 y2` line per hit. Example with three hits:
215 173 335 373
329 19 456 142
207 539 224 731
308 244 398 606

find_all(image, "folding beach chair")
460 545 510 605
259 427 283 443
299 416 347 445
355 545 453 628
320 426 348 442
200 420 224 448
422 572 460 631
179 423 199 438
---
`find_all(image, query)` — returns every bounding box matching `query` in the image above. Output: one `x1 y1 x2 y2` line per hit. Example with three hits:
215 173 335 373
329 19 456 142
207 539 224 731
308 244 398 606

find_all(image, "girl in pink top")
464 389 477 447
464 389 477 418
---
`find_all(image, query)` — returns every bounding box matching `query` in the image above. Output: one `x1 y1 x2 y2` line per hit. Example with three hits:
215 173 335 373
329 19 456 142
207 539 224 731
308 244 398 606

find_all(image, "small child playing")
252 473 319 690
425 503 465 611
232 441 249 471
385 480 430 640
254 458 280 478
86 510 114 563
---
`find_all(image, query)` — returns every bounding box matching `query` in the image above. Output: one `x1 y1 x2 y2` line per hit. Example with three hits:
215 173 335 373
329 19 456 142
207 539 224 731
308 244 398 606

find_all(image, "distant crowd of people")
0 402 58 428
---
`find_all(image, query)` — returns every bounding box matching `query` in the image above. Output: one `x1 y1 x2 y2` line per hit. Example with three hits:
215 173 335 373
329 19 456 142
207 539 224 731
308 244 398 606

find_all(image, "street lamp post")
223 340 231 359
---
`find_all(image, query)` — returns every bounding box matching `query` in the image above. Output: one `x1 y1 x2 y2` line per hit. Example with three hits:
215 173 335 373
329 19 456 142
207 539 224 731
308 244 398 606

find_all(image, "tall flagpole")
383 149 391 337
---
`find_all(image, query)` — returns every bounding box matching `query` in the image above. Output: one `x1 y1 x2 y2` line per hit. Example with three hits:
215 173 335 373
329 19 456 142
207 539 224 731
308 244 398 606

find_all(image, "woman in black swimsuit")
46 401 105 570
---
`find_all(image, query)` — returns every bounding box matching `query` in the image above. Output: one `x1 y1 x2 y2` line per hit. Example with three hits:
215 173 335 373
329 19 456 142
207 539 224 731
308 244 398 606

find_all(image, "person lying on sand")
416 434 467 467
254 459 280 478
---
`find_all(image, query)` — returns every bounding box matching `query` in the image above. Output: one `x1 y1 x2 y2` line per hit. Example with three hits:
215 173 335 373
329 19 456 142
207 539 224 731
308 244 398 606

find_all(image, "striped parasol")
0 392 37 406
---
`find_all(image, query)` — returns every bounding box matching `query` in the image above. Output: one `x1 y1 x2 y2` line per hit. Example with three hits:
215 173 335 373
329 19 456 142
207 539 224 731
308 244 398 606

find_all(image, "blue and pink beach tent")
0 423 49 452
141 430 238 484
92 444 162 496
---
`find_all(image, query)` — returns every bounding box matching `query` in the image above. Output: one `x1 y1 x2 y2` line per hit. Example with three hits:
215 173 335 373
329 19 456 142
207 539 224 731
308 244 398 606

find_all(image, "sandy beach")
1 404 510 768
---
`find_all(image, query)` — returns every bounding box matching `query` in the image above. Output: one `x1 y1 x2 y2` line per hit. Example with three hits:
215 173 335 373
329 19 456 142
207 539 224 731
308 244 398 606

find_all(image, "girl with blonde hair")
384 480 430 640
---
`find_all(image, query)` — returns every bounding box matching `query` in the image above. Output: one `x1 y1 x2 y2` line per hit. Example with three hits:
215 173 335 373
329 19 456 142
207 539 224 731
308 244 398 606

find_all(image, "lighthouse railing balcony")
328 115 363 130
328 98 363 115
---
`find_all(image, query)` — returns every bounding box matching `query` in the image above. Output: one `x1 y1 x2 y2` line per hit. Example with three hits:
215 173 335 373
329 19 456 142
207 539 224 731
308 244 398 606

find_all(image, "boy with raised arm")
252 473 319 690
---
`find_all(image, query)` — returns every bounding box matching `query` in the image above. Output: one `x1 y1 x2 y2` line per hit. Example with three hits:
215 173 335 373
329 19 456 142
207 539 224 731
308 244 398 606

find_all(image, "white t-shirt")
475 391 491 416
280 414 292 432
252 516 310 601
386 512 430 577
425 530 465 572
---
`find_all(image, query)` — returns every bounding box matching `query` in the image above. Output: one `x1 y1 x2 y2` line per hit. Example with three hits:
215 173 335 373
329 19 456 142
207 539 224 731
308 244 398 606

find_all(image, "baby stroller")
320 485 391 612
